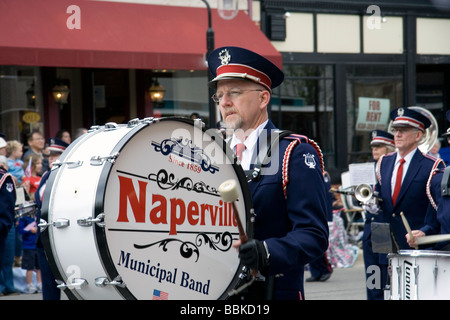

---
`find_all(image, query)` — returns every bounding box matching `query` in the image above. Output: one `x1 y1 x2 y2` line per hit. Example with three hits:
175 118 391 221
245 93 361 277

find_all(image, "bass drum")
40 117 252 300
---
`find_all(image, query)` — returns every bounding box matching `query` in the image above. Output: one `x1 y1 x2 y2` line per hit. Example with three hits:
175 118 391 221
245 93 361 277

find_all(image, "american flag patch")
152 289 168 300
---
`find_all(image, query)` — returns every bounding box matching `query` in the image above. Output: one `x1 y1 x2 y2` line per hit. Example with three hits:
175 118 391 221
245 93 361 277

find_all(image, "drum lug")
433 259 438 278
90 152 119 166
38 218 70 231
77 213 105 227
95 276 126 288
56 278 88 290
52 160 83 169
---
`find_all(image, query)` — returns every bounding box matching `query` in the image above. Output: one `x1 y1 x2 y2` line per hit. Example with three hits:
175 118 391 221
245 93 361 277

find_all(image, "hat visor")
391 123 424 131
208 74 271 92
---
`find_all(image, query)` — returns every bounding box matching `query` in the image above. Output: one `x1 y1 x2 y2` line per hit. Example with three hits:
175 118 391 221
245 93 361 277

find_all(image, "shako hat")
207 46 284 92
48 138 69 154
370 130 395 147
390 107 431 132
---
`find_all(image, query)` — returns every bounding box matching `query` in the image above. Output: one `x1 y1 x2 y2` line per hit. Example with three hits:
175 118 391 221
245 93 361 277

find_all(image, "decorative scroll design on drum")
133 231 233 262
148 169 219 197
151 138 219 174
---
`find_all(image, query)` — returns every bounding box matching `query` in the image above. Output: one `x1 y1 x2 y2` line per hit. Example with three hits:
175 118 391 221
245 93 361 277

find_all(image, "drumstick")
218 179 248 243
400 211 418 250
417 234 450 245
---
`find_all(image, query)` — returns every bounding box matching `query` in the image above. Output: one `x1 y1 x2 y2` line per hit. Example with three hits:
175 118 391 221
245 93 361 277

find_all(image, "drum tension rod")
52 160 83 169
95 276 126 288
56 278 88 290
77 213 105 228
38 218 70 232
90 152 119 166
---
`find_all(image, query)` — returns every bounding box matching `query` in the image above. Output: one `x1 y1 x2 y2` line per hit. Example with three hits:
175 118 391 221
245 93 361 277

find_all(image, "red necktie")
236 143 246 162
392 158 405 205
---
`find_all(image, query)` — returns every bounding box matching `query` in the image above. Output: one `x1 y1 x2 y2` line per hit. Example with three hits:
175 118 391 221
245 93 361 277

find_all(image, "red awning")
0 0 282 70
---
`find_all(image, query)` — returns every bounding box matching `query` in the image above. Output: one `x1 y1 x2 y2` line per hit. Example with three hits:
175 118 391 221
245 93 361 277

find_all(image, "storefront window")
153 70 209 121
346 65 403 163
271 65 335 168
0 66 43 142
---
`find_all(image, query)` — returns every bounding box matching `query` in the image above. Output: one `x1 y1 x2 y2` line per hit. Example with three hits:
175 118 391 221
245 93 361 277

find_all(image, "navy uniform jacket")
375 149 444 250
427 167 450 250
0 169 16 258
249 120 329 300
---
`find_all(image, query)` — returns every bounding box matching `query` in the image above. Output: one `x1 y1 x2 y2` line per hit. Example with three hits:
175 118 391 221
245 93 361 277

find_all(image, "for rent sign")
356 97 390 131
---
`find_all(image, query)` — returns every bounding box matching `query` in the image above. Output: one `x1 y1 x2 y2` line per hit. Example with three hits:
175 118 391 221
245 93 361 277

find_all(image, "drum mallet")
218 179 248 244
400 211 418 250
218 179 257 295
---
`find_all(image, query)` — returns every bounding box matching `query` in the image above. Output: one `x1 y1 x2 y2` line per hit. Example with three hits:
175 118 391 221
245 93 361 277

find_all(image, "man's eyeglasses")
391 127 420 134
211 89 262 103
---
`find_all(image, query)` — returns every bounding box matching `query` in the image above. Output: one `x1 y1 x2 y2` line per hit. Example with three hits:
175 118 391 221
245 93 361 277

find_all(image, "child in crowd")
18 214 42 294
22 153 43 200
6 140 25 185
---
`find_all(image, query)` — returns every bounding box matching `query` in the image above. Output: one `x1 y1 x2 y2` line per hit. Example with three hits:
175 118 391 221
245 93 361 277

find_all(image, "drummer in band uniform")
372 107 444 296
207 46 329 300
411 110 450 251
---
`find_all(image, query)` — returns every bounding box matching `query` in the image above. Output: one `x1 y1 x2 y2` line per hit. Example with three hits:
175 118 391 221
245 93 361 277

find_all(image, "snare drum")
389 250 450 300
40 117 252 300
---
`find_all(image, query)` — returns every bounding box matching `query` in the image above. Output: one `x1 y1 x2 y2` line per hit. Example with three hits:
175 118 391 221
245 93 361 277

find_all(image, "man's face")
215 79 268 133
29 133 45 151
392 126 422 153
371 145 388 161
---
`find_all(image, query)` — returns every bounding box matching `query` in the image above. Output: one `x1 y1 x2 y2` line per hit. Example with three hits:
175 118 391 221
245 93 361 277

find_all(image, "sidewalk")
304 249 366 300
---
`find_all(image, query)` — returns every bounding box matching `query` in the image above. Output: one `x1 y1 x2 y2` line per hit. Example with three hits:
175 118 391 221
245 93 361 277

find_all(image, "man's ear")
259 90 271 109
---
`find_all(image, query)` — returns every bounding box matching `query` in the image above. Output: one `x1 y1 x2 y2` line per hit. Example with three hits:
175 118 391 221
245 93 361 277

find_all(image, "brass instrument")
354 184 373 204
387 106 438 153
331 184 379 207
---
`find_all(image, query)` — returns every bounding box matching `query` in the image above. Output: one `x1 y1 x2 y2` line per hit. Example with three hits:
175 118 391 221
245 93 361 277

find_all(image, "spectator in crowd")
23 131 49 175
6 140 25 185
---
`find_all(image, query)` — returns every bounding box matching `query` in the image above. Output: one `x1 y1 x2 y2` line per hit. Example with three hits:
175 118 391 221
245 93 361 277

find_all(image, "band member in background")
370 130 395 162
363 130 395 300
35 138 69 300
410 110 450 250
371 107 444 299
0 163 15 288
207 46 329 300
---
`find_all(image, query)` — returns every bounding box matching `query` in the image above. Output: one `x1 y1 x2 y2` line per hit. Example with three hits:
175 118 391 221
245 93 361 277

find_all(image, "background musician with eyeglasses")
207 46 329 300
370 107 444 299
